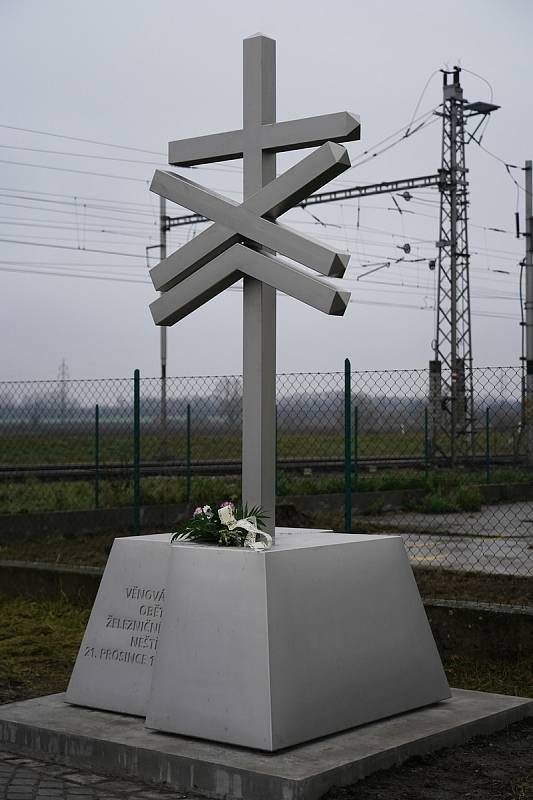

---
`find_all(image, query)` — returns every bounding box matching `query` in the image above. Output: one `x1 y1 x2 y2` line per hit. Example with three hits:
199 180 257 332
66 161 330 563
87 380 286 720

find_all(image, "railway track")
0 454 524 482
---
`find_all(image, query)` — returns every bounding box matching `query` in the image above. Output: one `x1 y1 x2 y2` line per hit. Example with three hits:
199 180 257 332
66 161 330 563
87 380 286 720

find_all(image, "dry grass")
0 596 89 704
444 653 533 699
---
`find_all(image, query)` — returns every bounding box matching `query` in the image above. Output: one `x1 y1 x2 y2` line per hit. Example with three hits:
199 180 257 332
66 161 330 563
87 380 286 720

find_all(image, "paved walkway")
365 502 533 576
0 750 196 800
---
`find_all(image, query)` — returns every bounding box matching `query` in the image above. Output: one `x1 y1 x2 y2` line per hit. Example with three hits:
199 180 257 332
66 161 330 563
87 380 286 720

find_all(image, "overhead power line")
0 219 152 239
0 123 166 157
0 158 151 184
0 264 516 321
0 238 146 258
0 186 157 208
0 124 242 173
348 109 441 171
0 265 149 284
0 200 157 226
471 138 526 194
0 143 166 167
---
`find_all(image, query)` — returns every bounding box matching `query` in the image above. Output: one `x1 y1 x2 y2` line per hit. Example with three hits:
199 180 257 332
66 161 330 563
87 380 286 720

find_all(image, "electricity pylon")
430 67 498 464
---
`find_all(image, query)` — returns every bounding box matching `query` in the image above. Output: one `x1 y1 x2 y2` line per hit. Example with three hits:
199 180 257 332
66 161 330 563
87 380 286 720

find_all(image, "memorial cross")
149 34 360 535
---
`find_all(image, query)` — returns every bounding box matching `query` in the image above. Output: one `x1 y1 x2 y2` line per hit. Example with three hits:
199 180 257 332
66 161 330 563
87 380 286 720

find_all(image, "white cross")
149 34 360 536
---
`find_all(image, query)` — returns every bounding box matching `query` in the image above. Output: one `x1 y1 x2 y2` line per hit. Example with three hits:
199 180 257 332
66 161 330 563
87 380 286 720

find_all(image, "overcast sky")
1 0 531 381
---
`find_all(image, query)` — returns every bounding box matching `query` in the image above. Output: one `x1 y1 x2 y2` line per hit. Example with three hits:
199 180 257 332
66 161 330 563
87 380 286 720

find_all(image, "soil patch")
326 717 533 799
0 532 115 567
414 566 533 607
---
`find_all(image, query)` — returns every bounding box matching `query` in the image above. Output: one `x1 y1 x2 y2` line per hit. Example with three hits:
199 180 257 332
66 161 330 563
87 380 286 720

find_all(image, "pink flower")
193 507 203 517
219 501 235 513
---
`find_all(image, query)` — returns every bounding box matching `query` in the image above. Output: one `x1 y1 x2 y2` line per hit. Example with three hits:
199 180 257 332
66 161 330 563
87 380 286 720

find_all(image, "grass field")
0 466 530 515
0 427 523 466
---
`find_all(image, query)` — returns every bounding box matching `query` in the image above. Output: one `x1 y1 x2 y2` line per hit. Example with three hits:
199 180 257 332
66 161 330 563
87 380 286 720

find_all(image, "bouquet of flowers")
171 501 272 550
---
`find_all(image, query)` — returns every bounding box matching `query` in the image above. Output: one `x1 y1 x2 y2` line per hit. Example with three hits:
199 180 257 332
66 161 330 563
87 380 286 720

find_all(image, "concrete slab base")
0 690 531 800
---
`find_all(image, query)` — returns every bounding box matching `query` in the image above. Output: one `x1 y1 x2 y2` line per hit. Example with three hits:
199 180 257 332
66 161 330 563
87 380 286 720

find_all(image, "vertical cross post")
153 35 359 537
159 196 168 459
525 160 533 466
242 35 277 535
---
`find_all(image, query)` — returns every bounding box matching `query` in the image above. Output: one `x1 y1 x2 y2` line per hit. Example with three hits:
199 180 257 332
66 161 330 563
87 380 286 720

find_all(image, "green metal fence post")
424 407 429 482
186 403 192 502
95 403 100 510
275 403 278 498
353 405 359 491
485 406 491 484
133 369 141 535
344 358 352 533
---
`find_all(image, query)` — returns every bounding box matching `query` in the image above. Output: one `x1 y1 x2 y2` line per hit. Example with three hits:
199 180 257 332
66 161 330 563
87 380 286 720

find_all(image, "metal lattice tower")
431 68 474 463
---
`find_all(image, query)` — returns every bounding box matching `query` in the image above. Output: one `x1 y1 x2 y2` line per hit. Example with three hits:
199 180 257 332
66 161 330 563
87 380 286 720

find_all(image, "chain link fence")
0 366 531 607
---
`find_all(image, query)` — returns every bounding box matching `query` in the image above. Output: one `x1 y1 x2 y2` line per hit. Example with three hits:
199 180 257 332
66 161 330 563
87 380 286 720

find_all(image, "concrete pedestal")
146 530 450 750
66 529 450 750
65 533 170 716
65 528 327 716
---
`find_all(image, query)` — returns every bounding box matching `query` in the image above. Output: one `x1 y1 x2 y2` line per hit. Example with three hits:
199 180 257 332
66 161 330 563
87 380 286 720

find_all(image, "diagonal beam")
246 140 351 219
168 111 360 166
150 169 349 285
151 141 351 292
150 243 350 326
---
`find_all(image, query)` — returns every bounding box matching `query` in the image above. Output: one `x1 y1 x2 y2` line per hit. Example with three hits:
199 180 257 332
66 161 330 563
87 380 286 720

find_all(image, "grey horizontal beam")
301 172 447 206
165 172 446 229
169 130 245 167
168 112 360 167
260 112 360 154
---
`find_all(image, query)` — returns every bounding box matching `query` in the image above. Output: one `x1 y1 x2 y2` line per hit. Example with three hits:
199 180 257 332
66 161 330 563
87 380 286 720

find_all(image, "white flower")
202 504 213 519
218 504 236 527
